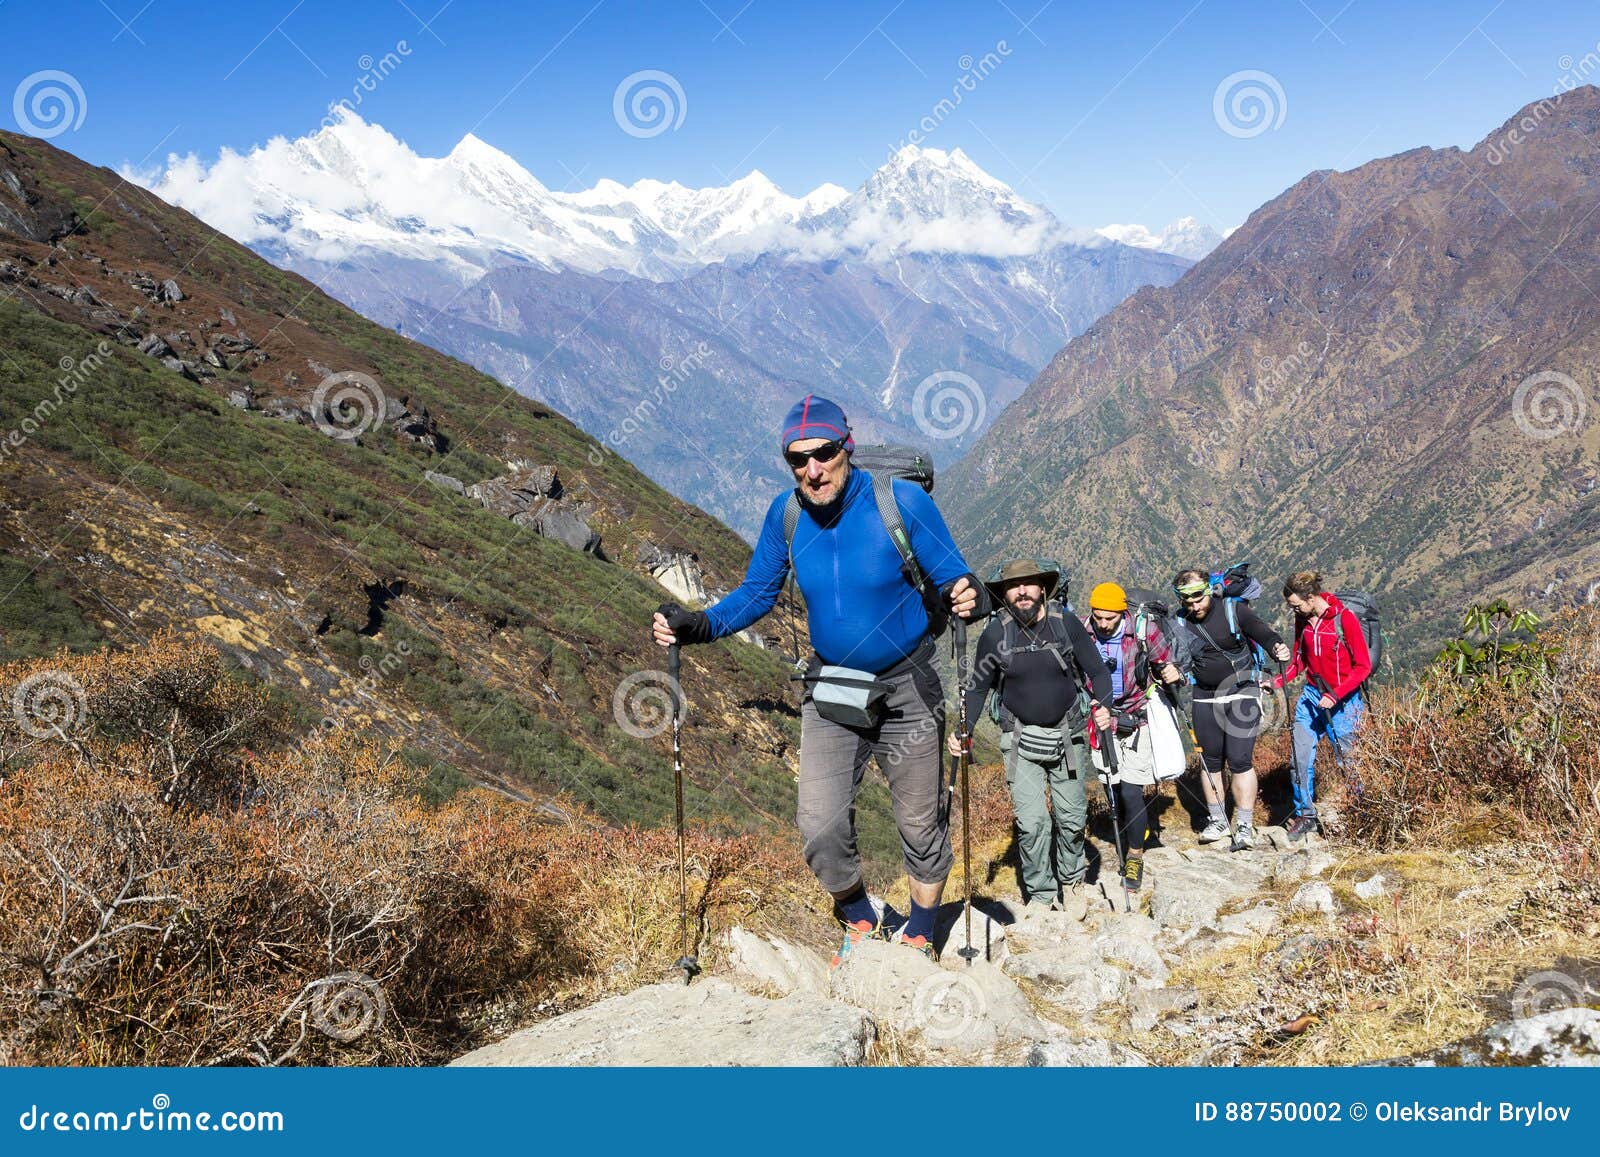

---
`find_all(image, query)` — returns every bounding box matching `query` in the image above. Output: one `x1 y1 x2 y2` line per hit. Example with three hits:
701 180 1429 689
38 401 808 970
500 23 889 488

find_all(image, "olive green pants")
1000 728 1091 901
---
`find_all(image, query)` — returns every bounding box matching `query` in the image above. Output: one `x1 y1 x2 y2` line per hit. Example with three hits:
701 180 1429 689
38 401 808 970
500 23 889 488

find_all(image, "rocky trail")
451 819 1600 1067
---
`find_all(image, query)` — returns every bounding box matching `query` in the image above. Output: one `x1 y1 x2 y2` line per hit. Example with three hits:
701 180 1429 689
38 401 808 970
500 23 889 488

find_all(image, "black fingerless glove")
657 602 713 645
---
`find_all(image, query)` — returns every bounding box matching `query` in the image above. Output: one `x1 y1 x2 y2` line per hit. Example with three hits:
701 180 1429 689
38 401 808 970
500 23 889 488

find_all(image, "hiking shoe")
1198 819 1230 844
1286 814 1316 842
1122 854 1145 892
894 930 937 962
830 919 881 969
1230 822 1255 852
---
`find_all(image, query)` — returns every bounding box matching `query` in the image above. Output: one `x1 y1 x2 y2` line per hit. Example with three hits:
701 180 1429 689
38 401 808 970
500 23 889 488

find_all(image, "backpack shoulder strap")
869 472 926 590
782 491 801 569
1224 597 1241 641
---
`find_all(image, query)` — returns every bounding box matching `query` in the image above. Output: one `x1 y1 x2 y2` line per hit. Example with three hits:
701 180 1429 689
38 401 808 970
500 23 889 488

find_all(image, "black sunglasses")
784 439 847 469
1179 591 1209 605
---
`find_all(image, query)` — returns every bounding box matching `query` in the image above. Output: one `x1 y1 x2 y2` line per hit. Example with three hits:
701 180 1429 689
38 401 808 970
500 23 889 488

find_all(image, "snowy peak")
1097 216 1223 260
135 110 1204 278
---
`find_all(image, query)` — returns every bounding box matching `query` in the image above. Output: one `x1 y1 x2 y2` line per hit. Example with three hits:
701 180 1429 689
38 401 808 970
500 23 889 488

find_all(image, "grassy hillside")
0 128 898 848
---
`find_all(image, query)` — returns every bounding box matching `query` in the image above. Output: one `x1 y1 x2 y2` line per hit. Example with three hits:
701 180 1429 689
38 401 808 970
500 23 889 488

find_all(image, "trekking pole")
952 617 979 965
667 644 699 984
1097 713 1131 913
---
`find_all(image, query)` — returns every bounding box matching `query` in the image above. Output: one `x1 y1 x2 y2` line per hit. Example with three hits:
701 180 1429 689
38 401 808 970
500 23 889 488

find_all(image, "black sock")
906 900 936 941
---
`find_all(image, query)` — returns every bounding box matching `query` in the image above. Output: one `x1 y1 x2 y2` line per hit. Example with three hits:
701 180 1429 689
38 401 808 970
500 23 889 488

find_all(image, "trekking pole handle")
667 644 682 716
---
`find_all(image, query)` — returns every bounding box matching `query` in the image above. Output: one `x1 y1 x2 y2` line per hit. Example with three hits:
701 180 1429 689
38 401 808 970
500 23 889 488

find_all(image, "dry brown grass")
1330 608 1600 858
0 633 813 1066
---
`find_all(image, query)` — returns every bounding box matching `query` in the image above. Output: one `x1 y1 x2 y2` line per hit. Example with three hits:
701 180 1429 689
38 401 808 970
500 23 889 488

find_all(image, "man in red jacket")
1274 570 1372 839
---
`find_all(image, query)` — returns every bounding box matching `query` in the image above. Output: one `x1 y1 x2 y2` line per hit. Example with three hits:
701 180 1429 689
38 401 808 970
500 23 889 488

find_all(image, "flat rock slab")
1144 847 1273 931
450 979 873 1067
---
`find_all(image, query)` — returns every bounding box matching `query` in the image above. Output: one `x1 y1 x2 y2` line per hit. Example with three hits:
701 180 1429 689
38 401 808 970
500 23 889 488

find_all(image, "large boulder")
521 505 602 555
450 979 873 1067
830 939 1046 1062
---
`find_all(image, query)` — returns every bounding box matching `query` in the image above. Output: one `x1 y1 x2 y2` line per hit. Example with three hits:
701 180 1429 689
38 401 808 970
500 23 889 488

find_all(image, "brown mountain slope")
945 87 1600 669
0 128 823 837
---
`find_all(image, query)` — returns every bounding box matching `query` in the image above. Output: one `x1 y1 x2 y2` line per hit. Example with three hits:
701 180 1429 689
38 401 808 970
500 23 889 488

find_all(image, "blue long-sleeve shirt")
704 467 974 674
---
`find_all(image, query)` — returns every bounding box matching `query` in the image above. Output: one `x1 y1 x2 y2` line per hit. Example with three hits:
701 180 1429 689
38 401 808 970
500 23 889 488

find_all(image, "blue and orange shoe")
830 918 882 969
895 930 937 962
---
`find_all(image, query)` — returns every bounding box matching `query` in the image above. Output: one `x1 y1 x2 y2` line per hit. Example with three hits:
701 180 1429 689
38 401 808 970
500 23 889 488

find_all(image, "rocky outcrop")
640 543 707 605
467 466 601 556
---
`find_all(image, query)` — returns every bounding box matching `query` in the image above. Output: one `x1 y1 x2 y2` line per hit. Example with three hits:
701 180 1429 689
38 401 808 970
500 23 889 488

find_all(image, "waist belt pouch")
1016 723 1066 765
809 665 891 729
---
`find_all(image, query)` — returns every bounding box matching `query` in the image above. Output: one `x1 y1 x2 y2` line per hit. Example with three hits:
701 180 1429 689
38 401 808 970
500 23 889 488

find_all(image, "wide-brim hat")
985 559 1059 602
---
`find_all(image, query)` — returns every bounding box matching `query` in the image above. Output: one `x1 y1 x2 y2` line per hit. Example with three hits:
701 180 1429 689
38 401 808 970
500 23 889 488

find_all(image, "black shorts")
1191 689 1261 775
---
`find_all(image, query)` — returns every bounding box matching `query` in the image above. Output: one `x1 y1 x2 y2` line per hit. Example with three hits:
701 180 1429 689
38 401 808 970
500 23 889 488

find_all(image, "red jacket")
1276 592 1371 701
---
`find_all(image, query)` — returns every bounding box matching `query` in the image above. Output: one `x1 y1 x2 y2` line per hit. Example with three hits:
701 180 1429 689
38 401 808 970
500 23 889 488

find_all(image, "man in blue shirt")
653 395 988 963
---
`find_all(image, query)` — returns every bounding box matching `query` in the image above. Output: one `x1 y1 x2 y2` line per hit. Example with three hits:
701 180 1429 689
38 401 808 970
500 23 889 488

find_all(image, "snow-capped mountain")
134 111 1199 537
1096 216 1224 261
140 109 1195 276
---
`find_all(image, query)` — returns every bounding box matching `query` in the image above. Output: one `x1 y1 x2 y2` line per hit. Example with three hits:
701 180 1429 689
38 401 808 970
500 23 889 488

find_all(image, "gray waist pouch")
803 665 892 729
1016 722 1066 765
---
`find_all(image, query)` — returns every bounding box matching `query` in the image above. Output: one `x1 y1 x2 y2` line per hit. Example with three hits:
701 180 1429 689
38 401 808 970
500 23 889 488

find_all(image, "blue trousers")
1290 686 1364 818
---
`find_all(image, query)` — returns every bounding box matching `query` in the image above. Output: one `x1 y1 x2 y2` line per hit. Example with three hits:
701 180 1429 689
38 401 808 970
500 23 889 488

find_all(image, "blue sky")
5 0 1599 228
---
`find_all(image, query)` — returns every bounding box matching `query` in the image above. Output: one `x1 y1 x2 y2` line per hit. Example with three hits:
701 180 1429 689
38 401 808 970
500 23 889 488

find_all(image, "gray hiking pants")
1000 726 1092 899
797 654 952 893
